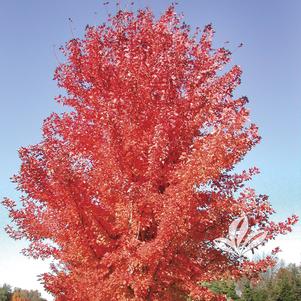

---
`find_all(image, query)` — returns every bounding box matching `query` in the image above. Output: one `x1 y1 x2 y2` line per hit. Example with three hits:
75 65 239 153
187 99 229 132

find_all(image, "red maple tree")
3 5 298 301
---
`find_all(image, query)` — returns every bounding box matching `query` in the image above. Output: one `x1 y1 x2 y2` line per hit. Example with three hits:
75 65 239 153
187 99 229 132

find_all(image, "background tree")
241 282 255 301
11 289 27 301
0 286 45 301
2 5 297 301
270 265 301 301
0 284 12 301
233 263 301 301
203 279 240 300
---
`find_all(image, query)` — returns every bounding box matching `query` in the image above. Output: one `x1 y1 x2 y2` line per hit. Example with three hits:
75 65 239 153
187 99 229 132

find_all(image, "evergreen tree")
0 284 12 301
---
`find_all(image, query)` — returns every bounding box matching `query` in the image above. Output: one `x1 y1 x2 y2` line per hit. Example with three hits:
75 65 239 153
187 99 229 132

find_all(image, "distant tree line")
203 263 301 301
0 285 46 301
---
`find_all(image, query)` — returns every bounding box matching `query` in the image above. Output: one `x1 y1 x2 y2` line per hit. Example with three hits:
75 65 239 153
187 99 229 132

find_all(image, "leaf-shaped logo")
228 215 248 248
214 214 267 258
214 237 235 252
242 231 267 253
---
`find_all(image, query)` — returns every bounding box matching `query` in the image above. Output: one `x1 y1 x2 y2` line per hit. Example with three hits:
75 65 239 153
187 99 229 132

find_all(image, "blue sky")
0 1 300 299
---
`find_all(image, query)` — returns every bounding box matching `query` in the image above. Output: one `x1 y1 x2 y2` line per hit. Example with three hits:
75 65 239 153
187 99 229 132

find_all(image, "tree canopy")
2 5 297 301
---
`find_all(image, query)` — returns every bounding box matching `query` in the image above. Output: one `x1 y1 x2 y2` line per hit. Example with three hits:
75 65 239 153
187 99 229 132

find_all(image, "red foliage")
3 6 298 301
